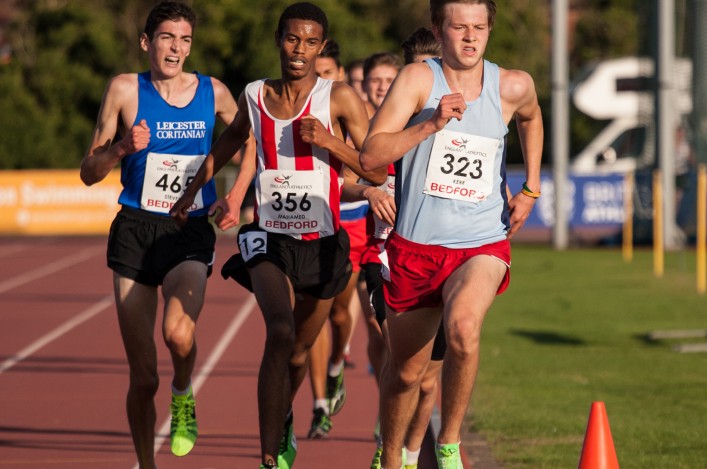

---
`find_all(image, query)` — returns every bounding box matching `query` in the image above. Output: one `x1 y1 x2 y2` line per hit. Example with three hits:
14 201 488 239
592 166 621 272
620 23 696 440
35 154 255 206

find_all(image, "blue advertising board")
507 171 626 229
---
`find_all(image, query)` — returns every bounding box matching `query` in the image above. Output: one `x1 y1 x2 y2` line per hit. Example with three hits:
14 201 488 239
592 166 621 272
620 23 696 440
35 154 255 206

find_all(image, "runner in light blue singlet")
394 57 510 248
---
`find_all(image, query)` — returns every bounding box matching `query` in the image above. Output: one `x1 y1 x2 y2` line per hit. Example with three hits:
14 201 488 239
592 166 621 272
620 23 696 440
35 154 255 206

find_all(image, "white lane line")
0 295 113 374
0 246 103 295
139 294 258 467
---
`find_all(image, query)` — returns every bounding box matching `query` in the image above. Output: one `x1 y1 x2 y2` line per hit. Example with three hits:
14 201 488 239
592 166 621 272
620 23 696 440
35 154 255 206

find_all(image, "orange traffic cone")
578 401 620 469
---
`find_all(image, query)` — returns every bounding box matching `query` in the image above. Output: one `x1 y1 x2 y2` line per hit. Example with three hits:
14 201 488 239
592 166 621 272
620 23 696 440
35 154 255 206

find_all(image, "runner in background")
306 38 364 440
79 2 239 467
361 1 543 467
395 27 444 469
346 58 369 103
340 51 403 462
170 3 385 468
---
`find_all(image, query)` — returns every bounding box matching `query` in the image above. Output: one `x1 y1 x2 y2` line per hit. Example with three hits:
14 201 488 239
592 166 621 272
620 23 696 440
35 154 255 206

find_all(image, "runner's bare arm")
340 166 369 203
502 69 543 238
341 167 396 226
80 74 146 186
360 63 462 171
326 82 386 185
212 77 239 126
170 91 252 224
298 112 359 168
209 132 257 231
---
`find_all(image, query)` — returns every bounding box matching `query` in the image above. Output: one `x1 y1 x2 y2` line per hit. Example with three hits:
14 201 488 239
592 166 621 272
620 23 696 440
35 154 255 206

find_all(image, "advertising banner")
507 171 626 228
0 169 628 236
0 170 121 235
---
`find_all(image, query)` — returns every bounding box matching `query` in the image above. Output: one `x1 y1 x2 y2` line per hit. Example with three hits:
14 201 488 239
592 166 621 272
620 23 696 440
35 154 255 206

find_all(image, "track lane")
0 236 451 468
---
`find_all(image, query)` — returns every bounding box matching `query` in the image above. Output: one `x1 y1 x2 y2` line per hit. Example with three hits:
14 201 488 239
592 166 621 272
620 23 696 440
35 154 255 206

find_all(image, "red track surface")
0 236 469 468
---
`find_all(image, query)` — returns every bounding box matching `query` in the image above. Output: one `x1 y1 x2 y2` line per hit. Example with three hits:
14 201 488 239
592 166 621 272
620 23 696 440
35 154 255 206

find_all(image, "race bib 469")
141 152 205 213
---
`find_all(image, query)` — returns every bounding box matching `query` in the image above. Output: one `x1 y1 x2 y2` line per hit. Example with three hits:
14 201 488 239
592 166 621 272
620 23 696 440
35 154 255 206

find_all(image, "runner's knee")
289 347 309 369
328 304 351 328
419 371 439 398
129 372 159 398
389 363 425 392
446 319 481 358
265 319 296 348
164 320 195 358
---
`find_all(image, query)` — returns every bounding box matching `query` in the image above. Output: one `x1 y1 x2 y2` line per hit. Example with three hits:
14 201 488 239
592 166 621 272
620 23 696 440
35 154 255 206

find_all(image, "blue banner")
507 171 626 228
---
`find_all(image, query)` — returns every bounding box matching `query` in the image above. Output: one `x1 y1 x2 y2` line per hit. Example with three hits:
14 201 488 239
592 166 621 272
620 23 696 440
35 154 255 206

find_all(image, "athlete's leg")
379 305 440 469
327 271 358 367
161 260 208 391
113 273 159 469
248 261 296 466
438 255 506 445
305 271 355 415
360 265 386 382
358 270 386 444
405 358 442 455
290 293 335 401
343 277 365 366
306 323 332 439
307 324 330 407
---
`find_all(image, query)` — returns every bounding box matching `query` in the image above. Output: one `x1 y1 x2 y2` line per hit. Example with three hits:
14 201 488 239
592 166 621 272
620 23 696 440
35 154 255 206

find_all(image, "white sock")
314 399 329 414
328 359 344 377
343 343 351 355
405 447 420 465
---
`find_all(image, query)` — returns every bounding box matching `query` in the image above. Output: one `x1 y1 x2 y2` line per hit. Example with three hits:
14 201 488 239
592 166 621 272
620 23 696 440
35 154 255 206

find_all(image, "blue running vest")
118 71 217 216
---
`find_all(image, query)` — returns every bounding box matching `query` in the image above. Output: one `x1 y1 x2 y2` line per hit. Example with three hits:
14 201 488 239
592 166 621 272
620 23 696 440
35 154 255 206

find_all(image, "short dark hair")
363 52 403 80
319 39 341 67
276 2 329 41
401 27 441 65
345 58 365 76
144 1 196 40
430 0 496 31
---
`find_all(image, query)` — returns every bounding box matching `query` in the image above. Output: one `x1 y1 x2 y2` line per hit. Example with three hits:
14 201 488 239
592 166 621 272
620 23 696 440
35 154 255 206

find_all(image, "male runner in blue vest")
80 2 239 467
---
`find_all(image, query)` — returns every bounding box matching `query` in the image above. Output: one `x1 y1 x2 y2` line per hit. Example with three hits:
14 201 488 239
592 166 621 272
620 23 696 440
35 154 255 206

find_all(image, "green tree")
191 0 393 94
0 0 396 169
1 1 128 168
0 0 645 170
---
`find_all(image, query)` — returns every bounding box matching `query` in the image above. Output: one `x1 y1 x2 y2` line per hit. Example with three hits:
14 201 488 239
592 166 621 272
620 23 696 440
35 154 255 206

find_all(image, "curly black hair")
276 2 328 41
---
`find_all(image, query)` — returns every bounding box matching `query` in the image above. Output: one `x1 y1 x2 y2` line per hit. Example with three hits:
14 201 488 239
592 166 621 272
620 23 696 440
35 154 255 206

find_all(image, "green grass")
467 246 707 468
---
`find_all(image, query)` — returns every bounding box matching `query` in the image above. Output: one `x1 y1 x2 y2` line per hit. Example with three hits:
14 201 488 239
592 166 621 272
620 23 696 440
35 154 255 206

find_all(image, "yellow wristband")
521 182 541 199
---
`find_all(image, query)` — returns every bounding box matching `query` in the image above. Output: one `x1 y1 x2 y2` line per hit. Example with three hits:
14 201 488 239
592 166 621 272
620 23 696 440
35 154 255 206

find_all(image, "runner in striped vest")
170 3 384 468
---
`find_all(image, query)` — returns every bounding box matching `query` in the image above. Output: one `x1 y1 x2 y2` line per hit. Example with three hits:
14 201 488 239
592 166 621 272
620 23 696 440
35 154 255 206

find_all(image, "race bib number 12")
238 231 267 262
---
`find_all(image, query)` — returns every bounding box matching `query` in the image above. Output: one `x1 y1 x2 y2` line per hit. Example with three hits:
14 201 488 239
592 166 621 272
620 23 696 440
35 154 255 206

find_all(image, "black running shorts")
221 222 352 300
362 262 386 327
107 206 215 286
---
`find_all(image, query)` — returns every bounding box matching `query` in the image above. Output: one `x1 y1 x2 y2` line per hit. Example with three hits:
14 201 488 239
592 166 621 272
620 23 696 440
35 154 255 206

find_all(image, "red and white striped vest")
245 78 343 240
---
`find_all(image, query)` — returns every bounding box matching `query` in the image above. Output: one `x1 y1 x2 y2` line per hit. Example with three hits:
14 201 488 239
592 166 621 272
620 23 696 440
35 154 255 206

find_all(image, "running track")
0 236 474 468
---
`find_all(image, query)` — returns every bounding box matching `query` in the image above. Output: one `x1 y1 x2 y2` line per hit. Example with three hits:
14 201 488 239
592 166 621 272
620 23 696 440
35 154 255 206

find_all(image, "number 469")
155 174 195 194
